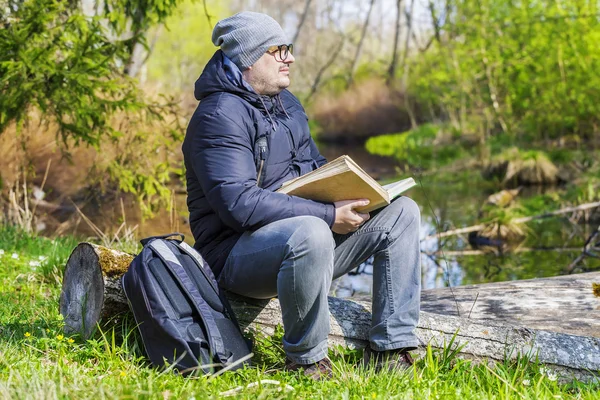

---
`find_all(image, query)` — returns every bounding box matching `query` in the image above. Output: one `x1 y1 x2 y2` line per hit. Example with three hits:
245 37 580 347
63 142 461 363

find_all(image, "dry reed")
310 79 415 142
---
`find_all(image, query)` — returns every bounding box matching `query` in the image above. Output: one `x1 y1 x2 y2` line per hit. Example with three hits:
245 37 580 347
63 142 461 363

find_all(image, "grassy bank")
0 226 598 399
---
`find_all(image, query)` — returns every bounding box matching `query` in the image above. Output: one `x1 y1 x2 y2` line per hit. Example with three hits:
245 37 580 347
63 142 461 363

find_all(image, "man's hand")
332 199 370 234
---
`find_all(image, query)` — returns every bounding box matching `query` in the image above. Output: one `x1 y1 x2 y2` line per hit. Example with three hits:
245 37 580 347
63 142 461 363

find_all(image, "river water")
319 143 600 297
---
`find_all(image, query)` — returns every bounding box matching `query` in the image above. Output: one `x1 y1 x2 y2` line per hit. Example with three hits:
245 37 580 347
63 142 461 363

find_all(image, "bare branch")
203 0 214 29
292 0 313 44
305 35 346 103
566 224 600 272
428 0 441 43
346 0 376 89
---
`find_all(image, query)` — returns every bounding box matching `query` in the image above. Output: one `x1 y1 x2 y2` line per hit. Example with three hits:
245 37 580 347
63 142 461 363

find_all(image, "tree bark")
60 243 600 382
59 243 133 339
428 0 442 44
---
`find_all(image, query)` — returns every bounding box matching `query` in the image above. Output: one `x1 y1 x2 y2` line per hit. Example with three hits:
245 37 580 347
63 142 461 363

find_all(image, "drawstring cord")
258 96 276 131
277 95 290 119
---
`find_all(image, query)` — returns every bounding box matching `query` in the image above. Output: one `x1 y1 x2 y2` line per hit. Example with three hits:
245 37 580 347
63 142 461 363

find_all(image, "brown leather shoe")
284 357 334 380
363 347 414 372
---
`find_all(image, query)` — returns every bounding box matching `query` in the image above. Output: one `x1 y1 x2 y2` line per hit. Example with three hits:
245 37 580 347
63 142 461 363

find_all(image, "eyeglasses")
266 44 294 61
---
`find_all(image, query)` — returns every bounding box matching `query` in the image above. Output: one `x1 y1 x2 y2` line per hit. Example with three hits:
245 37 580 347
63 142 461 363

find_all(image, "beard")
246 68 290 96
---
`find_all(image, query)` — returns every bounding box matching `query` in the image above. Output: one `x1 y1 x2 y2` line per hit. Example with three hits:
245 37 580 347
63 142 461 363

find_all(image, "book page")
382 178 417 200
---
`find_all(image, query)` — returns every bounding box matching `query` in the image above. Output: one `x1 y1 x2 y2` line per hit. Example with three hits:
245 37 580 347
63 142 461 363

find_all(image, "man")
183 11 421 380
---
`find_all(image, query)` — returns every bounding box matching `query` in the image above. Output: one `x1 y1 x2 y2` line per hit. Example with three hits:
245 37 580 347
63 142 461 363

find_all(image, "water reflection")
331 172 600 298
420 218 464 289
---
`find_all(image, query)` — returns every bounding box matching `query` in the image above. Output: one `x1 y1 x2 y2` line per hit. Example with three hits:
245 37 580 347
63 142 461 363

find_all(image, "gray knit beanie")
212 11 289 70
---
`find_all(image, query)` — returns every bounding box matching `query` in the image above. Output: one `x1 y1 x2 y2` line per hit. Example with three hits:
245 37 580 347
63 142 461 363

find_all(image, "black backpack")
122 233 252 375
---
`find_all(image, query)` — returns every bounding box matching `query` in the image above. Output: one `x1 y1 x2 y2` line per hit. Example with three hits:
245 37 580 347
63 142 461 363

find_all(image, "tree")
0 0 185 145
409 0 600 143
346 0 376 89
386 0 403 86
0 0 188 216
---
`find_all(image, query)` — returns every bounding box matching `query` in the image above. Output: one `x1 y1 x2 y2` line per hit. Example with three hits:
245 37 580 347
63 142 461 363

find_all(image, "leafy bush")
365 124 466 169
407 0 600 143
0 0 187 218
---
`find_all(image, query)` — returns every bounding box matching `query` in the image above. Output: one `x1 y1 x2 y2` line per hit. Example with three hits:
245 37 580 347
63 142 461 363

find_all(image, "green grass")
0 226 598 399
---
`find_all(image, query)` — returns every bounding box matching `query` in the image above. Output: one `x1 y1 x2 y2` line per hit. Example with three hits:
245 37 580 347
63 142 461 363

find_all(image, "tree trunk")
428 0 442 44
292 0 314 44
59 243 133 339
386 0 403 86
59 243 600 382
346 0 376 89
401 0 417 128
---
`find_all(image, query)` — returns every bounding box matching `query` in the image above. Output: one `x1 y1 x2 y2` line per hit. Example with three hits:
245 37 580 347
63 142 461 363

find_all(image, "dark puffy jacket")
183 50 335 277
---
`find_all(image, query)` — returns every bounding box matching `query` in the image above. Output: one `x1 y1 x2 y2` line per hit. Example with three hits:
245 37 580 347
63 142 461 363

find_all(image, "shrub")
483 148 560 186
365 124 466 169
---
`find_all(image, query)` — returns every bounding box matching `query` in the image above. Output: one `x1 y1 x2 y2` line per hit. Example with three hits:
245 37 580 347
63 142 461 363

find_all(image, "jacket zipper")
280 119 297 160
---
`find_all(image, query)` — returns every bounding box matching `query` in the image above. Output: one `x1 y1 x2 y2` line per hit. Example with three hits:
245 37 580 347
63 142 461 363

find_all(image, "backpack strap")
140 233 185 246
148 240 232 365
174 241 219 291
174 241 247 337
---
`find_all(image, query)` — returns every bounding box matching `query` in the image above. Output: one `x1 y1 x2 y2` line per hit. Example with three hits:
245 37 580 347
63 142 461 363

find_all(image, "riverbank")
1 226 599 398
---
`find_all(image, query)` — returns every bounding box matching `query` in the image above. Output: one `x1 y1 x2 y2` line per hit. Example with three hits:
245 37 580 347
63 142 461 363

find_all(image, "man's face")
243 46 295 96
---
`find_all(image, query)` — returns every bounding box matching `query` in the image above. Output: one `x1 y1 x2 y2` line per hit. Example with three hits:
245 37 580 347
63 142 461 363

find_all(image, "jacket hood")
194 50 287 119
194 50 258 103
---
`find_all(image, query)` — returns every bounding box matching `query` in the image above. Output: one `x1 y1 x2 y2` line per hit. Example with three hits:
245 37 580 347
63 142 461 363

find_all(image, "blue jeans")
218 196 421 364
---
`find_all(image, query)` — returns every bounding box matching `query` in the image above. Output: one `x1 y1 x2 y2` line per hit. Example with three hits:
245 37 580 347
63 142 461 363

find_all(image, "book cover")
276 155 416 213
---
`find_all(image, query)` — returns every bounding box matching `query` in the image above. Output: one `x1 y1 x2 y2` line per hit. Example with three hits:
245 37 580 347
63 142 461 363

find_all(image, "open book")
276 155 416 213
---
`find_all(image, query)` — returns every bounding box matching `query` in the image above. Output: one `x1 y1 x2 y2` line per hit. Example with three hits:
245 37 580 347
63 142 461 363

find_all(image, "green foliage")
0 0 143 146
100 113 184 218
518 192 563 216
101 0 182 39
563 177 600 205
408 0 600 143
365 124 466 168
0 0 189 218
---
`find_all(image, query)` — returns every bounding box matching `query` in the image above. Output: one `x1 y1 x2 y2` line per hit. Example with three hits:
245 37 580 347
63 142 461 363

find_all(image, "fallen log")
59 243 133 338
421 271 600 338
60 243 600 382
